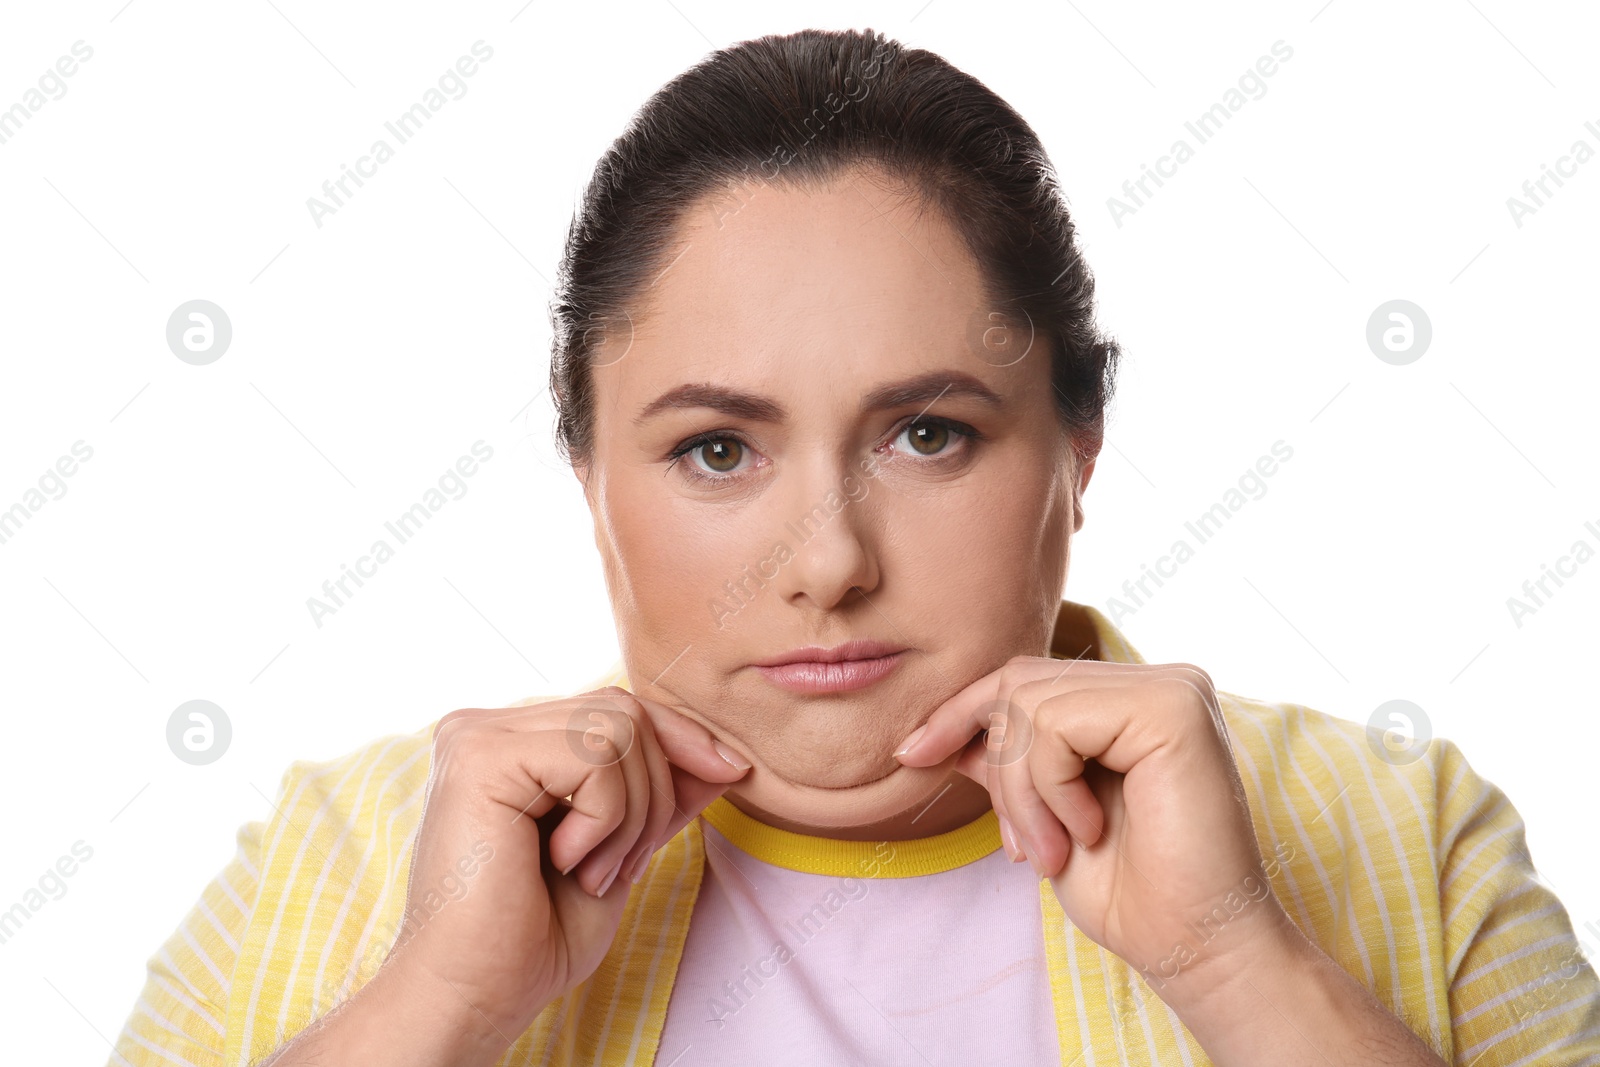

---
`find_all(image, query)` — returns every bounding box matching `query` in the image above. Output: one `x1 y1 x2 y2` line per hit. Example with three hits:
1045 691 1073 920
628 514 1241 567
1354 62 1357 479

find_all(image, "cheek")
607 487 733 619
891 459 1059 563
879 458 1066 630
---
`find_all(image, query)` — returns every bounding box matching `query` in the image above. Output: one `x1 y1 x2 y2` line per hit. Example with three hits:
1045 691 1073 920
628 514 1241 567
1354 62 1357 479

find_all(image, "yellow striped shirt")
106 599 1600 1066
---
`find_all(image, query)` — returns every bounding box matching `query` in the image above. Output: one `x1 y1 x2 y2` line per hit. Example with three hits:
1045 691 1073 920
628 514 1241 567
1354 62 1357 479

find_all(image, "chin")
724 758 951 833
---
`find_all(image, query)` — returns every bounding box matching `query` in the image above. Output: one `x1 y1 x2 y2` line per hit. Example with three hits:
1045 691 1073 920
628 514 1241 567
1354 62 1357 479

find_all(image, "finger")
892 667 999 767
430 695 574 740
981 766 1028 865
630 693 753 782
570 698 651 896
988 664 1129 875
949 731 995 790
892 655 1140 767
539 807 633 947
527 731 629 881
1026 696 1105 847
996 721 1072 878
659 763 734 843
432 705 501 741
1003 675 1223 869
616 708 677 886
946 696 1039 864
1012 674 1205 776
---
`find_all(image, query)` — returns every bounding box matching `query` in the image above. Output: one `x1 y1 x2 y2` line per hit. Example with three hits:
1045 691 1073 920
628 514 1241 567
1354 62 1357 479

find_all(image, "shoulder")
236 720 442 1043
263 719 438 834
1217 688 1460 832
1214 688 1469 943
260 671 617 846
248 718 441 945
1216 692 1524 988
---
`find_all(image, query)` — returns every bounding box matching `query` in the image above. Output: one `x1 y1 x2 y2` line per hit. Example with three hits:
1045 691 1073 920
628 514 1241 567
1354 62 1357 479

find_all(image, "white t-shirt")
657 800 1062 1065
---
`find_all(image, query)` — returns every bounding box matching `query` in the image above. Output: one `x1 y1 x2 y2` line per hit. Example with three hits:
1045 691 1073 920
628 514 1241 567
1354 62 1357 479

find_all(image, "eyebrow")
633 370 1006 426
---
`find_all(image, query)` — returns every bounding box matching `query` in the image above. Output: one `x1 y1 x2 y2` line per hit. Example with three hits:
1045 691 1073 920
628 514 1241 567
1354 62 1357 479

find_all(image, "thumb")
893 667 999 769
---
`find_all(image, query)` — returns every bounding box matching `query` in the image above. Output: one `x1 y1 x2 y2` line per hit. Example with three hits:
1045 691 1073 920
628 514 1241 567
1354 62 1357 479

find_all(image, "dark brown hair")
548 27 1120 472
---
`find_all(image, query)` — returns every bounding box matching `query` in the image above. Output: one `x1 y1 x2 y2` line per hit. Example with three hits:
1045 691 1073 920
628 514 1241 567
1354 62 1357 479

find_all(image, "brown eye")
903 420 949 455
698 438 743 472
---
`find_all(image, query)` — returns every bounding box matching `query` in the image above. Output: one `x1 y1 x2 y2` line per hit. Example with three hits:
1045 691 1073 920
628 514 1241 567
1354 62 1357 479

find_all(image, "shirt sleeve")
1437 738 1600 1065
105 819 262 1067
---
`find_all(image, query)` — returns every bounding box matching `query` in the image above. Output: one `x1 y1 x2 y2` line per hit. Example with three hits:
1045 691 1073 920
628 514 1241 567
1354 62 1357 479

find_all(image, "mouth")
751 650 907 694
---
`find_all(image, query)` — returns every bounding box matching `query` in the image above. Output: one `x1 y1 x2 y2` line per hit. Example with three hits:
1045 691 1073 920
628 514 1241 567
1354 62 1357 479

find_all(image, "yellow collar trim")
699 796 1002 877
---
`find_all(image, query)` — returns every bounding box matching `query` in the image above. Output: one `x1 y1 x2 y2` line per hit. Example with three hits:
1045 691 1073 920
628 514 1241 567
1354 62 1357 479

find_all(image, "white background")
1 1 1595 1062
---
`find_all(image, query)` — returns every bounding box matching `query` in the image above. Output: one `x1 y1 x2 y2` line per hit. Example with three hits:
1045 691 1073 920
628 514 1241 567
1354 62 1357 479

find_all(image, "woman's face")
575 164 1095 836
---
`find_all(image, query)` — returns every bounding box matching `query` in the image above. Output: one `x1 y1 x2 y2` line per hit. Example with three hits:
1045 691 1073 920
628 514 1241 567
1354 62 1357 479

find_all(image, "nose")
768 453 880 612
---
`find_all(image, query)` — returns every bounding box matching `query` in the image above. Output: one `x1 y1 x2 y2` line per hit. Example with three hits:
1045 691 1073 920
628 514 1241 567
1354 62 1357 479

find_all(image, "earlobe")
1072 455 1096 533
576 470 611 566
573 462 596 507
571 463 605 553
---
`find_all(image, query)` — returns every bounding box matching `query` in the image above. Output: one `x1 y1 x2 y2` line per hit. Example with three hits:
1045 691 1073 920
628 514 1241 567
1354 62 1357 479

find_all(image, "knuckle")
1155 675 1222 736
568 724 626 768
1168 662 1216 694
1031 696 1062 734
449 726 500 764
1156 676 1201 712
431 707 481 746
997 656 1035 692
565 696 638 755
585 685 638 710
983 702 1035 768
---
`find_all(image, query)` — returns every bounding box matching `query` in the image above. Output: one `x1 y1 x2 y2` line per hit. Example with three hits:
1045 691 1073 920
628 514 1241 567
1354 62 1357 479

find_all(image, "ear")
571 452 601 501
1071 453 1096 534
572 461 610 561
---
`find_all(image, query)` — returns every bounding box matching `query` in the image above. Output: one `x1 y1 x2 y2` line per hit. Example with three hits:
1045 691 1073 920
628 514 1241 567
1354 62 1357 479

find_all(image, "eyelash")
665 416 984 486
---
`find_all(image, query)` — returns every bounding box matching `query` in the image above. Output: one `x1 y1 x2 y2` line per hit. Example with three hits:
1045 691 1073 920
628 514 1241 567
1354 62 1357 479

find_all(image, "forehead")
596 167 1026 407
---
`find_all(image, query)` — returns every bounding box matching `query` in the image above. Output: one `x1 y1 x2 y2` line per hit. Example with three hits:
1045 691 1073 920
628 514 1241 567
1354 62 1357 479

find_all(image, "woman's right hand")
376 686 751 1053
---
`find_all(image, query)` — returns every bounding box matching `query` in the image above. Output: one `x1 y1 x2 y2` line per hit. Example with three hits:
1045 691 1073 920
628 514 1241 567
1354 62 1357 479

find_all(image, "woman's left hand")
893 657 1299 1000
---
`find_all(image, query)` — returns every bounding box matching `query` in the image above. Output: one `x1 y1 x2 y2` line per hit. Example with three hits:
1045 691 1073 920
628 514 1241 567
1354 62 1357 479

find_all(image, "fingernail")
597 858 623 898
1020 840 1045 879
997 815 1024 864
714 741 751 771
628 843 654 885
893 725 927 759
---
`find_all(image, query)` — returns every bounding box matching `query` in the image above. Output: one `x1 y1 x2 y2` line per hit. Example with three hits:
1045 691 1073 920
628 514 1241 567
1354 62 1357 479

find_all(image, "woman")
109 28 1598 1067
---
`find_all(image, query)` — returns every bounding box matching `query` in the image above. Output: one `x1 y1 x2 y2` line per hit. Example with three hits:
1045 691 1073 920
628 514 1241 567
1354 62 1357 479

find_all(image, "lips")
751 640 908 694
752 639 907 667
